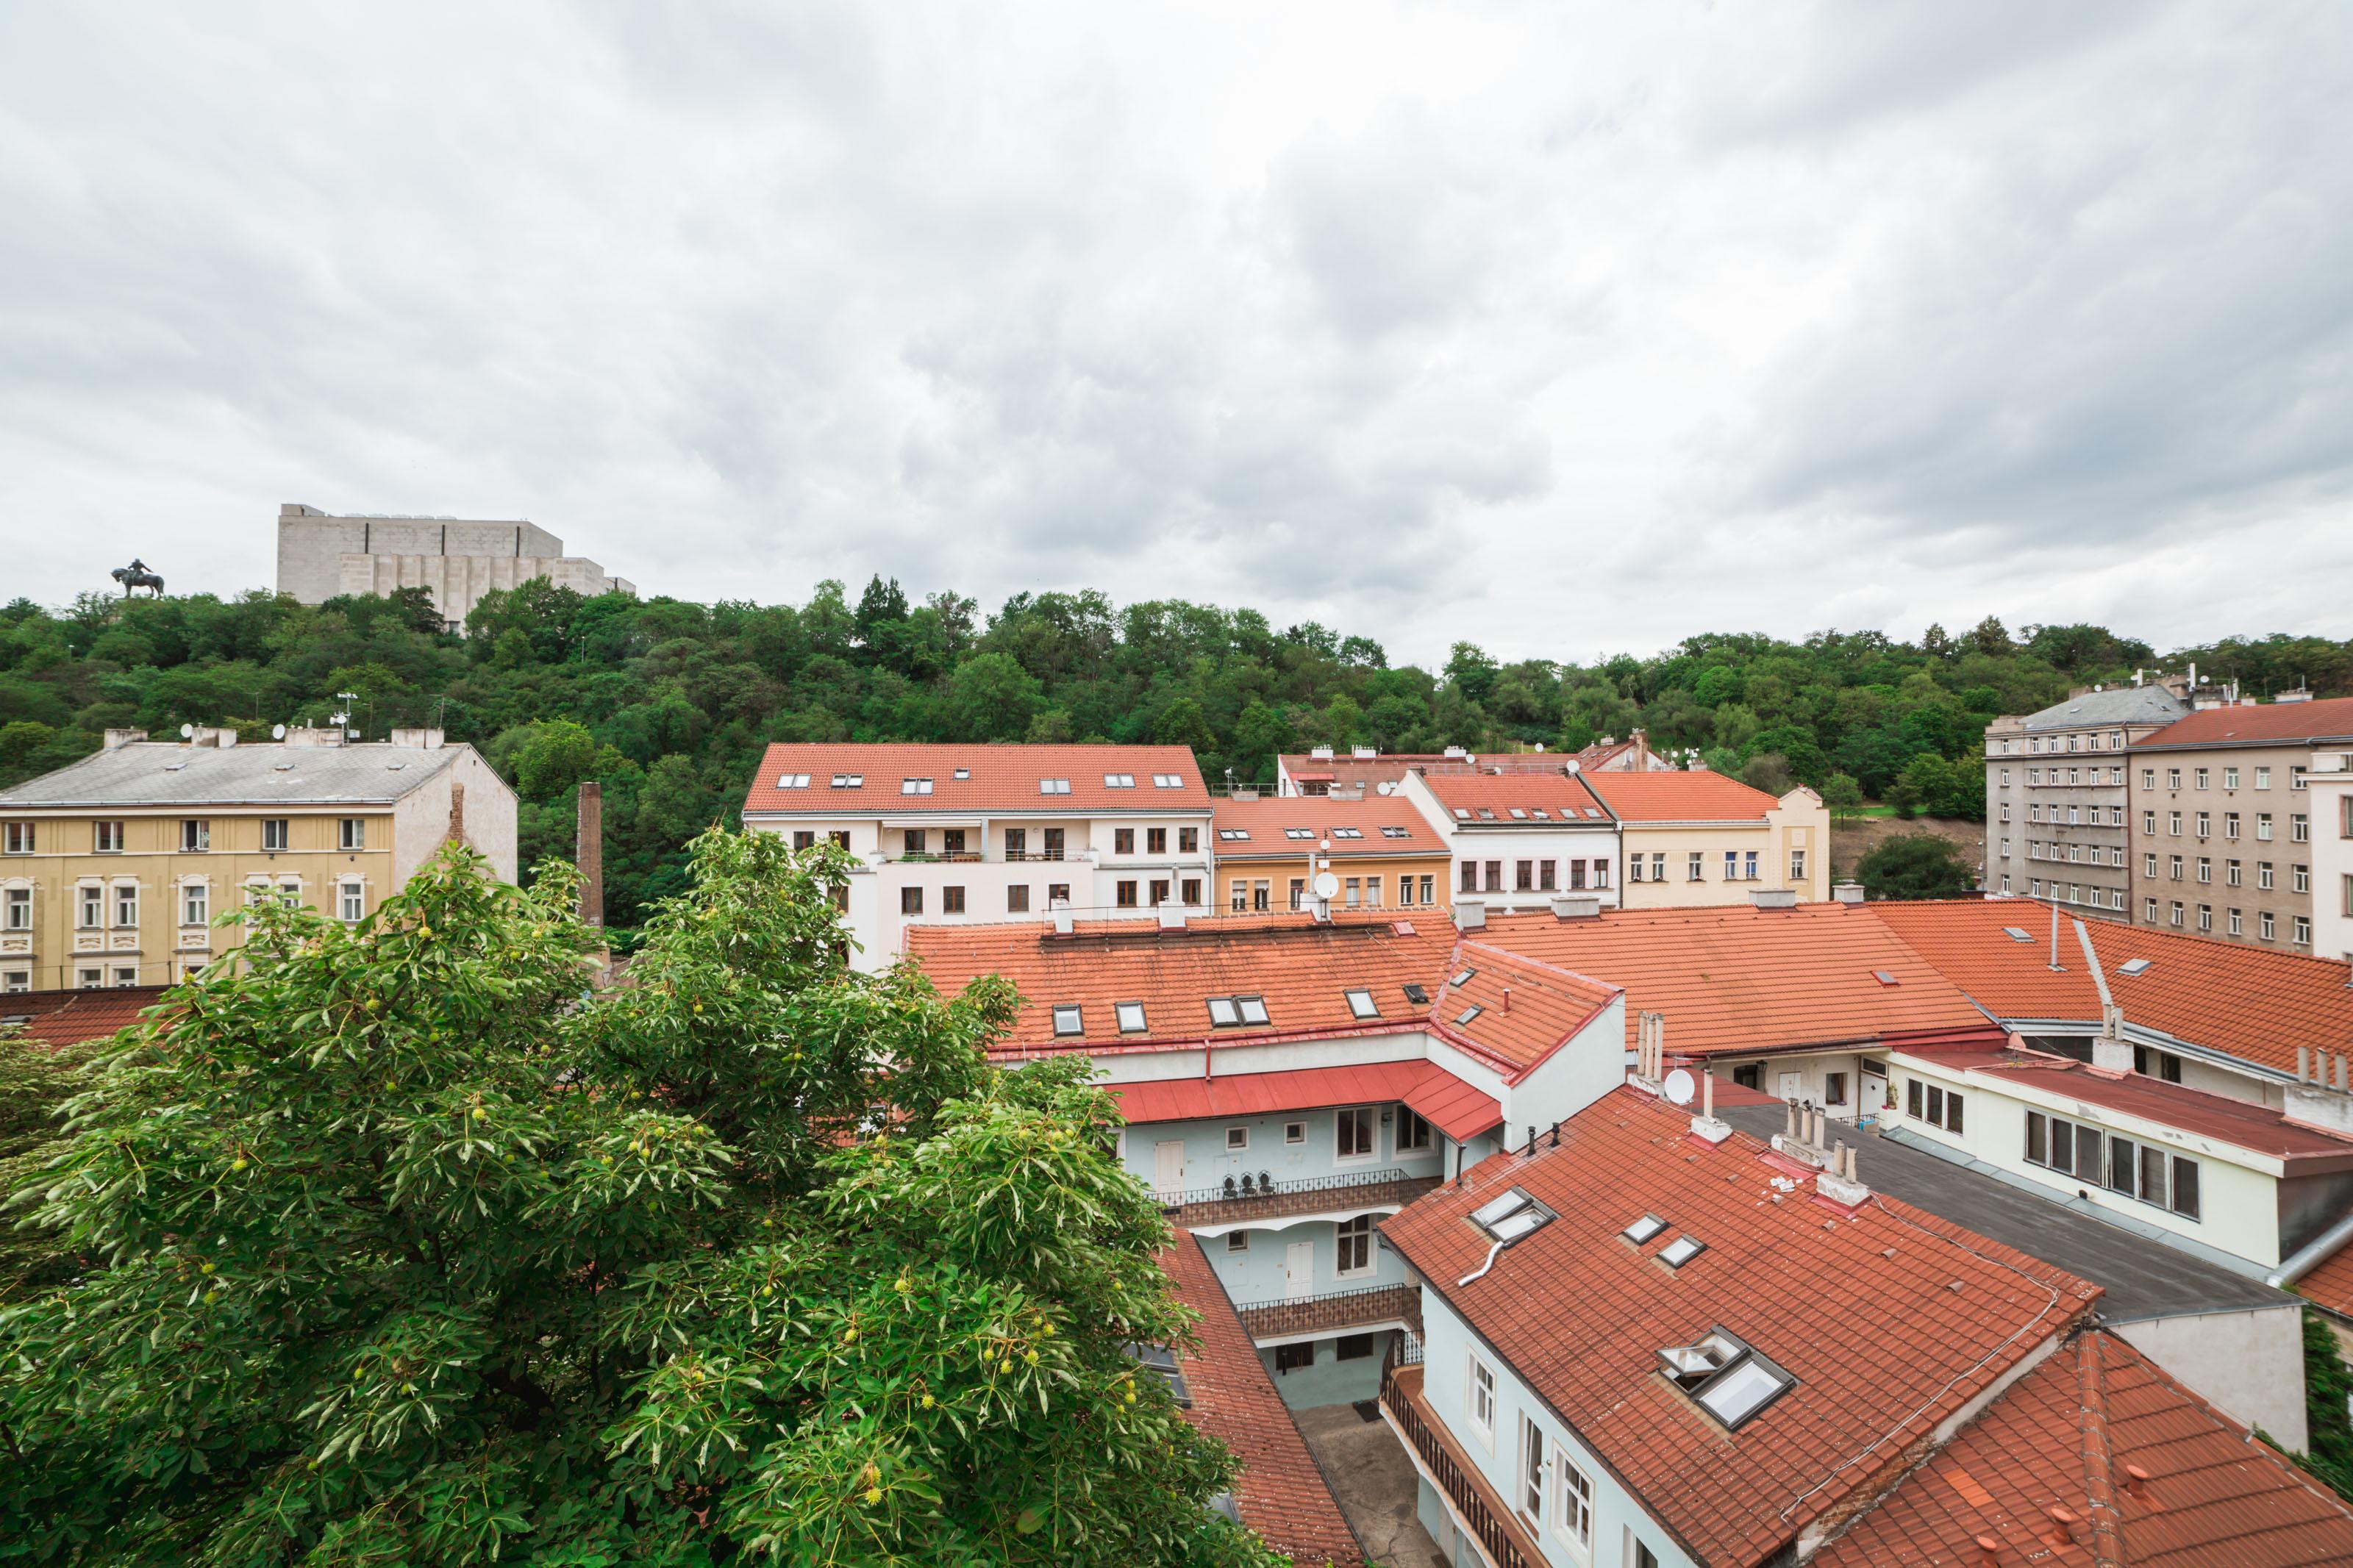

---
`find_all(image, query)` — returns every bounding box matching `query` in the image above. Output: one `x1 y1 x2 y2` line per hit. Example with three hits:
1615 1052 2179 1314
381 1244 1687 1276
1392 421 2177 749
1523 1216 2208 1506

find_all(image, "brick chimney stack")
446 781 465 849
577 781 604 930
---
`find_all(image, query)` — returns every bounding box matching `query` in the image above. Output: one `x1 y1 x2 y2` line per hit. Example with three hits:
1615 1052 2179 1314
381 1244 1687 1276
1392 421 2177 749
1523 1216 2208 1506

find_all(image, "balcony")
1381 1353 1542 1568
1236 1281 1420 1343
1163 1167 1441 1230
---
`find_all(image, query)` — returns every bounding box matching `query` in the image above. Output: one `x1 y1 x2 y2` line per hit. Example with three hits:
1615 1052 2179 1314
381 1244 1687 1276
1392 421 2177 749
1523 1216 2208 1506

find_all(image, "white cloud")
1 0 2347 666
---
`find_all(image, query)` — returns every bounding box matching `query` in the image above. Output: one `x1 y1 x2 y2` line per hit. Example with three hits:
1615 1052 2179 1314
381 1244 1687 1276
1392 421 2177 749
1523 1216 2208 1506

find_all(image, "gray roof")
2015 686 2190 731
0 742 464 809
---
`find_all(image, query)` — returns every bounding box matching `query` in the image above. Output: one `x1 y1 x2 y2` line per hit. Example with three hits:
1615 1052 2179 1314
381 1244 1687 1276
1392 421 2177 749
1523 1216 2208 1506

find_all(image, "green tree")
944 651 1046 742
1856 832 1977 900
1820 772 1865 820
0 1025 99 1300
0 834 1278 1566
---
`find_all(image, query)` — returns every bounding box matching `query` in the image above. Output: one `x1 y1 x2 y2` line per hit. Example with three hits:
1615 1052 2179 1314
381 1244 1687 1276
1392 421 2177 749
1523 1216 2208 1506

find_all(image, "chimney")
1749 887 1799 911
389 726 446 749
1157 904 1188 931
1550 893 1602 920
103 728 148 749
1311 895 1332 924
1690 1063 1732 1145
1832 882 1865 905
187 726 237 748
1310 745 1335 759
576 781 604 930
283 725 344 748
1817 1140 1869 1206
1352 745 1377 759
1454 901 1486 931
1051 901 1074 937
446 781 467 851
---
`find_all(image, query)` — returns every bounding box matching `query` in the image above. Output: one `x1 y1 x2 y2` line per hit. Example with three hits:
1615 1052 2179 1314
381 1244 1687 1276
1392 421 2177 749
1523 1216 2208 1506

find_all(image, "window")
1274 1343 1315 1374
1337 1214 1373 1276
1182 876 1202 904
2197 904 2212 933
899 777 934 795
1467 1353 1497 1442
2168 812 2182 837
1284 1121 1305 1144
338 881 365 923
1688 851 1704 881
1146 827 1167 854
4 888 29 931
1 969 26 992
1290 877 1307 909
256 817 288 851
1398 1108 1433 1150
2258 813 2274 840
1051 1005 1082 1037
1824 1072 1848 1107
1115 880 1138 909
941 885 965 914
1419 875 1435 905
1343 987 1379 1020
1649 853 1664 884
2294 766 2309 790
1007 885 1030 913
178 819 209 853
831 830 851 850
2193 767 2209 790
113 966 138 987
1285 827 1314 841
1152 773 1184 789
2262 910 2277 939
1038 777 1070 795
2169 901 2184 927
2229 906 2243 936
1515 859 1534 892
2141 768 2155 790
1790 848 1807 882
2260 862 2276 890
77 967 102 989
1224 1126 1248 1151
338 817 366 851
2197 857 2211 884
1115 828 1135 854
2225 812 2240 839
1552 1453 1594 1550
900 887 924 915
1179 827 1198 853
2144 898 2158 921
2142 810 2156 835
1043 828 1065 859
1331 827 1363 840
1224 1231 1248 1254
1115 1000 1147 1033
791 829 815 851
1629 856 1645 883
1907 1080 1963 1132
2168 855 2182 881
112 883 138 928
2294 814 2310 843
2195 812 2210 840
942 828 966 856
2295 915 2312 946
1218 828 1248 842
2168 768 2182 790
2227 859 2242 886
1102 773 1135 789
829 773 865 789
1 822 29 855
1724 850 1739 881
1336 1333 1375 1361
1336 1106 1375 1160
94 820 125 853
1519 1415 1546 1521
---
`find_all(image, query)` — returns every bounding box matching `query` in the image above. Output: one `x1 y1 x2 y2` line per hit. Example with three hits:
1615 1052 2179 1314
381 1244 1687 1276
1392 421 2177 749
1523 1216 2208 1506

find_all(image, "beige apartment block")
1585 771 1831 907
2127 695 2353 951
0 727 516 992
1984 684 2189 918
276 503 635 631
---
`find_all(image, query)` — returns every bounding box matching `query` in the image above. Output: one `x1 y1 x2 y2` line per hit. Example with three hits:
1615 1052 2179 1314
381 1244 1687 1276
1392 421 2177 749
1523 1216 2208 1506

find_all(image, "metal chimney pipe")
1702 1071 1715 1120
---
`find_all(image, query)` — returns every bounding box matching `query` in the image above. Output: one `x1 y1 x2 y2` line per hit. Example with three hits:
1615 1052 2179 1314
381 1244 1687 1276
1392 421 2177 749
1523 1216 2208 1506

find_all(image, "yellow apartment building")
0 726 517 992
1584 771 1832 907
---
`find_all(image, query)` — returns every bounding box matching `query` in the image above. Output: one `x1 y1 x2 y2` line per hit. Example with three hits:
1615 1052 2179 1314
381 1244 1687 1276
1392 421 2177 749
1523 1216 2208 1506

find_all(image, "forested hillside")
4 579 2346 928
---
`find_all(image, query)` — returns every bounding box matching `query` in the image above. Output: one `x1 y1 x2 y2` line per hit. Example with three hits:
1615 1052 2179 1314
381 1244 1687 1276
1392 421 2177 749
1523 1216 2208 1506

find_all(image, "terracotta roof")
1906 1044 2353 1167
1209 794 1446 858
2296 1236 2353 1322
1278 752 1561 790
1582 770 1785 823
740 743 1210 815
1478 903 1988 1058
0 985 172 1047
1816 1329 2353 1567
1161 1236 1365 1567
1419 770 1613 823
2132 695 2353 751
1381 1088 2100 1568
1866 899 2353 1078
904 912 1618 1082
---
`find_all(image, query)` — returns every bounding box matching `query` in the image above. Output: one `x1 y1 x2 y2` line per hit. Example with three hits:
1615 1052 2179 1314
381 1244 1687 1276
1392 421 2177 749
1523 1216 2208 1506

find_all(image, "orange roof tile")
1581 770 1785 823
2132 695 2353 751
1279 752 1561 790
1420 769 1613 823
1 985 172 1047
740 742 1210 815
1208 794 1446 858
1816 1329 2353 1567
1161 1235 1365 1567
1381 1089 2100 1567
2296 1236 2353 1322
1867 899 2353 1078
1478 903 1988 1058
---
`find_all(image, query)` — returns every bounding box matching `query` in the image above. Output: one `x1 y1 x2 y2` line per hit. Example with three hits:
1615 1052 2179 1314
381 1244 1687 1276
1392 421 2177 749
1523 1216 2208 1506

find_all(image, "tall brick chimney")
576 781 604 930
446 781 465 849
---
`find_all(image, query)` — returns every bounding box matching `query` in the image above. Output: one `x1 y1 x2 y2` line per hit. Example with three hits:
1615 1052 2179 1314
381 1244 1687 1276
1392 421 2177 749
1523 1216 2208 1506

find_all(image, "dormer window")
1039 778 1072 795
1658 1328 1793 1430
775 773 811 789
1051 1005 1083 1037
1104 773 1136 789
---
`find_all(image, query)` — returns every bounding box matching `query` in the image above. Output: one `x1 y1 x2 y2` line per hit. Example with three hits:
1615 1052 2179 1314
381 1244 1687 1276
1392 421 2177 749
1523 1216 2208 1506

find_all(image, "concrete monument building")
276 503 635 631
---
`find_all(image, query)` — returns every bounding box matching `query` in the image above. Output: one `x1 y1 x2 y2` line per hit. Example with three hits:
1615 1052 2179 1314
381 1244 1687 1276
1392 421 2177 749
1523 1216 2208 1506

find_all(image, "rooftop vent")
2117 958 2153 977
1658 1328 1794 1430
1402 982 1429 1005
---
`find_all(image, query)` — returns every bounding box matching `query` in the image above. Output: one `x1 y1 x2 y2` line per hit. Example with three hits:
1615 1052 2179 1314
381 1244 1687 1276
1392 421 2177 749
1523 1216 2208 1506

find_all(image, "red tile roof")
1867 899 2353 1079
1907 1044 2353 1166
904 912 1619 1083
1279 752 1562 791
1381 1088 2100 1568
1816 1329 2353 1567
740 742 1210 815
2132 695 2353 751
2296 1236 2353 1322
1208 794 1447 858
1418 768 1613 824
1581 770 1785 823
1478 903 1989 1059
1161 1235 1365 1567
1 985 171 1047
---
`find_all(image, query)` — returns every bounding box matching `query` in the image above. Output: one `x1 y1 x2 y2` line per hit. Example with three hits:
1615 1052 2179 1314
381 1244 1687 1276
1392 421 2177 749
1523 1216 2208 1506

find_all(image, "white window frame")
1466 1351 1497 1447
94 820 125 853
3 887 29 931
1518 1414 1546 1523
180 818 209 852
1335 1104 1377 1164
339 817 366 851
1224 1125 1249 1152
338 880 365 923
1552 1449 1596 1555
112 881 138 929
1283 1120 1306 1145
1335 1214 1374 1278
180 881 208 927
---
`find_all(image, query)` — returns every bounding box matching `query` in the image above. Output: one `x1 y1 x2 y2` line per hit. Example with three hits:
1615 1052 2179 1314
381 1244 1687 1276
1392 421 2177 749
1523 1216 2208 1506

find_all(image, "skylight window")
1104 773 1136 788
1530 808 1550 820
1332 827 1363 839
901 778 935 795
1051 1005 1083 1037
952 768 971 780
1472 1189 1530 1228
1455 1004 1485 1025
1623 1214 1667 1245
2002 926 2032 942
1125 1342 1191 1408
775 773 812 789
1476 809 1496 821
1381 826 1410 838
830 773 864 789
1402 982 1429 1005
1584 808 1604 819
1207 997 1241 1027
1452 808 1470 820
1039 778 1071 795
1115 1001 1148 1033
1152 773 1184 788
1452 967 1477 987
1343 988 1379 1020
1490 1208 1547 1241
1660 1329 1793 1430
1285 828 1314 840
1658 1234 1707 1268
1218 828 1250 841
1470 1186 1554 1244
1871 970 1899 987
1237 995 1269 1025
1509 807 1528 820
2118 958 2153 977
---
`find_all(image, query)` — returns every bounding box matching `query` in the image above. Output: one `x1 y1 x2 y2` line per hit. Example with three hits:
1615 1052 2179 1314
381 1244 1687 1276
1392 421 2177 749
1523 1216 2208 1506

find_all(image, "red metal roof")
1816 1329 2353 1567
1161 1236 1365 1567
1110 1061 1432 1123
1580 770 1786 823
1382 1088 2099 1568
1402 1068 1507 1142
2131 695 2353 751
1 985 171 1047
740 742 1210 815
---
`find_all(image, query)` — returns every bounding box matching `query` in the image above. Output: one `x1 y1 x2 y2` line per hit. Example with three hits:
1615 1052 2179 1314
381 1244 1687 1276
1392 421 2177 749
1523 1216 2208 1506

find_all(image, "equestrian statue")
111 559 165 598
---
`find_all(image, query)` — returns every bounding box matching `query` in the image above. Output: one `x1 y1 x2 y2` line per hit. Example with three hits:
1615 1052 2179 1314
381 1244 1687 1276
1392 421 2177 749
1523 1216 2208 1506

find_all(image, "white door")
1778 1070 1803 1103
1862 1070 1886 1113
1154 1141 1185 1197
1285 1241 1315 1300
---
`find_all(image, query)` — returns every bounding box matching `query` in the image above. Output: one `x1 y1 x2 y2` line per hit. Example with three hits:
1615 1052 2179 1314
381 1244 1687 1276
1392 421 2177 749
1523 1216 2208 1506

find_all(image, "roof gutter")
2266 1207 2353 1290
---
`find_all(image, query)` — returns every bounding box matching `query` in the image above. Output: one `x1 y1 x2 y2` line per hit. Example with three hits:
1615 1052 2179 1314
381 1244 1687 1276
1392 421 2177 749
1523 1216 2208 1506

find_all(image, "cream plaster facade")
1614 789 1829 908
276 504 635 631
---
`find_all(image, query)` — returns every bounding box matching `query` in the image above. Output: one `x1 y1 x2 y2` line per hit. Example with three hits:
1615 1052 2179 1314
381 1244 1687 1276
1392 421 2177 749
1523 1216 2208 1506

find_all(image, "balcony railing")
1162 1167 1440 1228
1236 1282 1421 1342
1381 1352 1540 1568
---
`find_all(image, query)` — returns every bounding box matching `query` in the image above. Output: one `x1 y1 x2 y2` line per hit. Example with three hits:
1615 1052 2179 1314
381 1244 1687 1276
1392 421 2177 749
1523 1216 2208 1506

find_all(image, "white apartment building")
2304 751 2353 961
1395 766 1621 914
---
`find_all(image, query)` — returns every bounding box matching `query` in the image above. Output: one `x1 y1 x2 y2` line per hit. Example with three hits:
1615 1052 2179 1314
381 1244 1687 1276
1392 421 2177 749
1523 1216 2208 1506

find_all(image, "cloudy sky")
4 2 2350 668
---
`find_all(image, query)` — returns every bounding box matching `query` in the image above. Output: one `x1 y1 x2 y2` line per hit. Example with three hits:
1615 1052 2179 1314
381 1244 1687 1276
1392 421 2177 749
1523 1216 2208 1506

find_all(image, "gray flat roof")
0 742 463 809
1717 1103 2290 1323
2013 687 2190 730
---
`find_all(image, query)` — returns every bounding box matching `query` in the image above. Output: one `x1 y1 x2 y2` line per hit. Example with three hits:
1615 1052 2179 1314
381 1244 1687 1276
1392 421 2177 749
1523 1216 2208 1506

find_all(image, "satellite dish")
271 723 286 739
1312 870 1340 900
1663 1068 1696 1106
1376 781 1395 795
1565 759 1582 773
178 723 193 738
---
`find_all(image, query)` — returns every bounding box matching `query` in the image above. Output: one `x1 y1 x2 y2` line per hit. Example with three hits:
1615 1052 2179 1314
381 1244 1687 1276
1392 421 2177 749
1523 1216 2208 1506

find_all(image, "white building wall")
2110 1306 2308 1452
2311 765 2353 962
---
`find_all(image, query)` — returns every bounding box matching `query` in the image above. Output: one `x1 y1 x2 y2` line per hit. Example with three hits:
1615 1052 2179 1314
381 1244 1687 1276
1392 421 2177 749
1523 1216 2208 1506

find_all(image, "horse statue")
110 559 165 598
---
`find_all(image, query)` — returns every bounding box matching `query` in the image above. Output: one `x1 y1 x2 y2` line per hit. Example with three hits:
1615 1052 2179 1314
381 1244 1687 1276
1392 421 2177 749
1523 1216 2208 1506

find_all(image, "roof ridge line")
2074 1331 2128 1568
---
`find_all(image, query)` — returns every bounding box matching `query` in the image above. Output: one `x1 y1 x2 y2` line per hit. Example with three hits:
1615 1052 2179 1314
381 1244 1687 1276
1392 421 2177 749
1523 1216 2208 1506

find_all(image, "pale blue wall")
1257 1330 1393 1409
1121 1103 1447 1193
1206 1218 1413 1304
1418 1288 1696 1568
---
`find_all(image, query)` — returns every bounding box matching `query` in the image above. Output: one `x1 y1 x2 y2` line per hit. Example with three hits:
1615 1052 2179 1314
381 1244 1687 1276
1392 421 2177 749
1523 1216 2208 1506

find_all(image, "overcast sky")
4 2 2350 669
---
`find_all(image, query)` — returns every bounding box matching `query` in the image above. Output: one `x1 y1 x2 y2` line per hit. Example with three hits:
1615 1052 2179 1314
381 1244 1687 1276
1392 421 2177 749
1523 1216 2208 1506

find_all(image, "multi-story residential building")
1208 793 1452 917
1396 768 1621 914
276 502 634 631
1579 772 1828 907
1275 748 1561 798
2128 694 2353 951
2307 750 2353 961
0 726 514 992
906 908 1626 1412
1564 729 1679 773
739 744 1213 971
1983 683 2188 914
